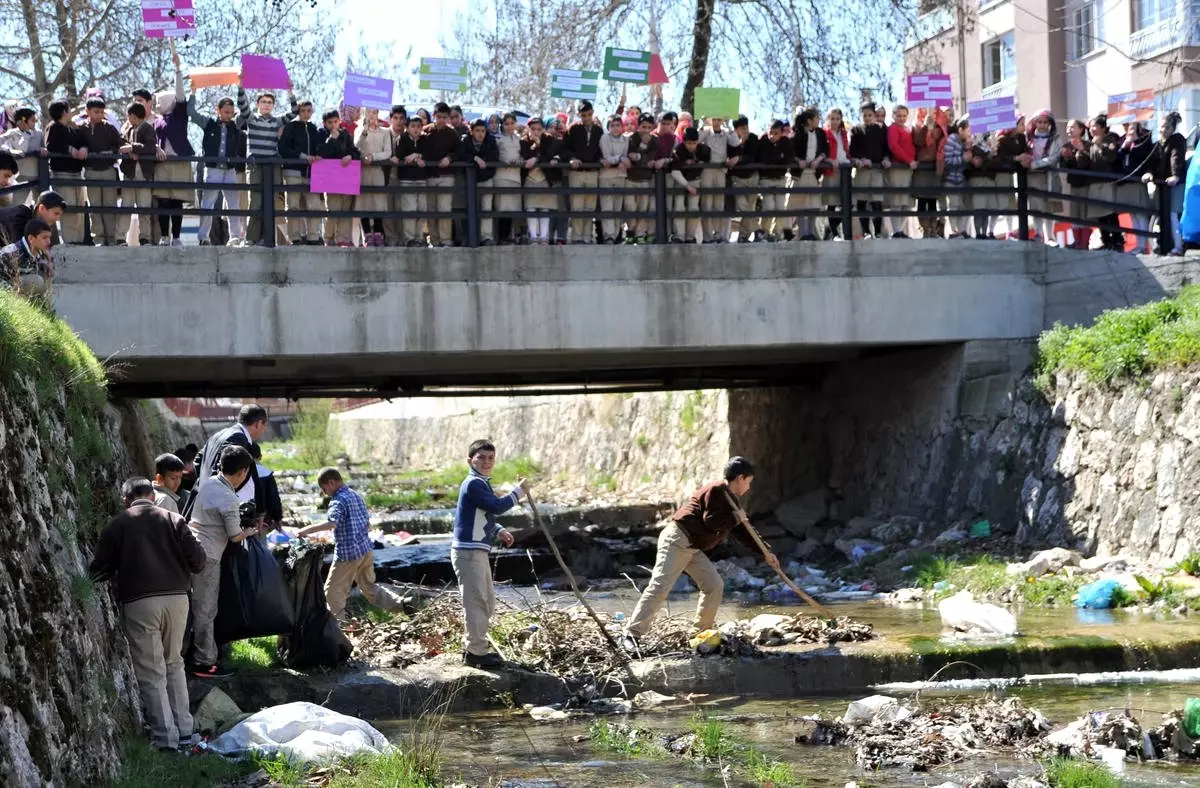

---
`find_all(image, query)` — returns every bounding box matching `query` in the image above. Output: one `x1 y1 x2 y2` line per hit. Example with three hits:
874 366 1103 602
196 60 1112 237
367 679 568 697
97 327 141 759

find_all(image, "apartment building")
905 0 1200 127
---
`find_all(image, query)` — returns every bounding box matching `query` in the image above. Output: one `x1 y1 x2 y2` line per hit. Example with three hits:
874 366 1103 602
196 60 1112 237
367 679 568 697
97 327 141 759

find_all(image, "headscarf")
155 90 177 116
554 111 568 128
487 112 502 140
1025 109 1056 139
1 99 21 132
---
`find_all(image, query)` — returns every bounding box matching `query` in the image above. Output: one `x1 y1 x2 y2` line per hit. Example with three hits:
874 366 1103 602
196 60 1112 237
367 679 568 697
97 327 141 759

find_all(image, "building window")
982 32 1015 87
1070 3 1099 59
1133 0 1175 31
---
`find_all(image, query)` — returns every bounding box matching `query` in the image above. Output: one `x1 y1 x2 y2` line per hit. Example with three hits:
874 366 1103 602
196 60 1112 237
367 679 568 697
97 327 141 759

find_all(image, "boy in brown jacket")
120 102 161 246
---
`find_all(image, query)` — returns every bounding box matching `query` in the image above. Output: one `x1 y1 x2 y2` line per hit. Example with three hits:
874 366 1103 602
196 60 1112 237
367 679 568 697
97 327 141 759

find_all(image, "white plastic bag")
938 591 1017 636
842 695 911 725
210 702 391 761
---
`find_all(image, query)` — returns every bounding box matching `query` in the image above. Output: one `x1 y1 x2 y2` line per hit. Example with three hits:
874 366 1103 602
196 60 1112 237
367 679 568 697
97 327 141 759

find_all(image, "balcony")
982 77 1017 99
908 6 955 47
1129 17 1187 59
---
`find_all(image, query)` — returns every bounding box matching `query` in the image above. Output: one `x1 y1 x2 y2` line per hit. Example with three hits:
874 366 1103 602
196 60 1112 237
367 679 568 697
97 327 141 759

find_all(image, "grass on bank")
1037 284 1200 387
227 637 281 674
1043 757 1121 788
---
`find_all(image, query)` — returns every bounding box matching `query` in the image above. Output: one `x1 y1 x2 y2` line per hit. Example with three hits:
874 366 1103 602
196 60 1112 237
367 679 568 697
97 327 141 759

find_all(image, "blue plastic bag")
1180 148 1200 243
1074 578 1121 609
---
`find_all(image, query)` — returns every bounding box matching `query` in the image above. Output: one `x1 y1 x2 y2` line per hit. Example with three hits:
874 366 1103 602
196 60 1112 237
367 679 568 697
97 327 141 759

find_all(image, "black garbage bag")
276 540 352 669
214 535 296 645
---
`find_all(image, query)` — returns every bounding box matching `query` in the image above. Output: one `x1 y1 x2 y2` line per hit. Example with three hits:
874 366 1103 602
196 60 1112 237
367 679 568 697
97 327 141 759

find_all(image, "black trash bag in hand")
214 534 296 645
277 540 352 669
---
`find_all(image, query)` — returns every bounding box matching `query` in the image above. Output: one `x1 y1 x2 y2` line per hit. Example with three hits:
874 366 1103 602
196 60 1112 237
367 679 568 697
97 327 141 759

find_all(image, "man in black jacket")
279 100 323 245
188 94 247 245
728 117 761 242
186 404 269 520
315 109 360 247
0 189 66 246
90 477 206 751
756 120 793 242
458 119 500 245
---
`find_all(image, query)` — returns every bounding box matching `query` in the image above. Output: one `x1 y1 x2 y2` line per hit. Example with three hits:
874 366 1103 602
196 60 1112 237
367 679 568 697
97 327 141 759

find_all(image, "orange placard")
189 67 240 88
1107 89 1155 124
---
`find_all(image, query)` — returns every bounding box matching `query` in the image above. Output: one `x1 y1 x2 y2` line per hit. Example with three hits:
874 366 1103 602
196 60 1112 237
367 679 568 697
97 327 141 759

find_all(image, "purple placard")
311 159 361 196
344 73 395 112
142 0 195 38
967 95 1017 133
906 73 953 108
241 54 290 90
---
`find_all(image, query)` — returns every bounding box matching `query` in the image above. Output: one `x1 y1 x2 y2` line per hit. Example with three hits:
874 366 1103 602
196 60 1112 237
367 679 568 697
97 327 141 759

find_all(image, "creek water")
376 594 1200 786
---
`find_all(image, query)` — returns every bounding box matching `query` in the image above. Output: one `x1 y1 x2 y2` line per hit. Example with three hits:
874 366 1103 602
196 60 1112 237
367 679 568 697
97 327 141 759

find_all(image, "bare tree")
0 0 339 111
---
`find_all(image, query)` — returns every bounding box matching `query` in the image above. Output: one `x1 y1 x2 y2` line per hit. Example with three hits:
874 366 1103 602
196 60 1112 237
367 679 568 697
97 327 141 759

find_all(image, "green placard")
419 57 469 92
603 47 651 83
550 68 600 100
694 87 740 119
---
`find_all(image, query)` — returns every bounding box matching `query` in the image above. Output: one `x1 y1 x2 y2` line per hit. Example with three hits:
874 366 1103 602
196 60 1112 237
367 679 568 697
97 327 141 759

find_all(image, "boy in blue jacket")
453 439 529 667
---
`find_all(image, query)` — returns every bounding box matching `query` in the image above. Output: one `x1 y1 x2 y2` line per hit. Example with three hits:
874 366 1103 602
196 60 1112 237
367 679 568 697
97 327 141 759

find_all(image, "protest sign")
1107 89 1155 124
241 55 290 90
906 74 953 108
694 87 740 119
419 58 469 92
310 159 362 196
142 0 195 38
966 95 1017 133
604 47 652 83
646 53 669 84
550 68 600 100
189 67 241 88
345 73 394 111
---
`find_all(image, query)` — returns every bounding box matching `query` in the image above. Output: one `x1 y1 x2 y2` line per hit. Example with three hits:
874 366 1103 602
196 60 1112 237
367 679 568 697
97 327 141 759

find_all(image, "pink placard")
906 74 953 108
311 159 361 196
241 54 290 90
142 0 195 38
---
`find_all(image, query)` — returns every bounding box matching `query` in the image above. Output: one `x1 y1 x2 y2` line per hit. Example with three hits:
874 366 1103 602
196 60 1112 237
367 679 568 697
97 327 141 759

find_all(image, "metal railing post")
1157 179 1174 254
37 156 50 193
262 161 277 248
1016 167 1030 242
654 169 668 243
465 166 480 248
839 163 853 238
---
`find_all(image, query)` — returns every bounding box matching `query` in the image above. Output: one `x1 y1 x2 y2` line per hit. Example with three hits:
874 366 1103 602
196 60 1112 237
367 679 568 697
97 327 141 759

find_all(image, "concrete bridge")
50 242 1194 396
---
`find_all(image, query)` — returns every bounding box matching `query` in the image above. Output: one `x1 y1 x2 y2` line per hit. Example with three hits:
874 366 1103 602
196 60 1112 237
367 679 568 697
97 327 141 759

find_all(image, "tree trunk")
18 0 49 108
680 0 715 115
54 0 80 103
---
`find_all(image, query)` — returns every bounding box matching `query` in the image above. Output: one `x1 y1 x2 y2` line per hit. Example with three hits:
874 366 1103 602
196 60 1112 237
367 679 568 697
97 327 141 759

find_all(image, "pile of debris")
1043 708 1200 762
799 695 1051 771
719 613 875 647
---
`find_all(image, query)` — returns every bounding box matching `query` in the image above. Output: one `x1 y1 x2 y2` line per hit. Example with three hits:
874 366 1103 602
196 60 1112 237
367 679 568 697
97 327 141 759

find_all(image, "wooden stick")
722 489 832 618
525 492 625 656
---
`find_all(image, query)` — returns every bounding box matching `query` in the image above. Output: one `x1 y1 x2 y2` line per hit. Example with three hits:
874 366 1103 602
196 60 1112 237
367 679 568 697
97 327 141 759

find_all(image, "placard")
189 67 240 88
419 57 469 92
310 159 361 196
603 47 652 83
550 68 599 101
1107 89 1155 125
240 55 290 90
906 74 953 108
694 87 740 119
142 0 195 38
966 95 1017 133
345 73 394 111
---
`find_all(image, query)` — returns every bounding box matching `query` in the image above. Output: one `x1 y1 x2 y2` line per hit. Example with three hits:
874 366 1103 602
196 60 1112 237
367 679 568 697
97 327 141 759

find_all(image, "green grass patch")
1036 284 1200 386
1044 757 1121 788
109 739 256 787
589 719 659 758
365 489 436 510
1019 573 1086 606
327 748 442 788
745 749 803 787
227 636 279 674
690 714 737 761
258 442 318 473
679 390 705 435
291 399 344 468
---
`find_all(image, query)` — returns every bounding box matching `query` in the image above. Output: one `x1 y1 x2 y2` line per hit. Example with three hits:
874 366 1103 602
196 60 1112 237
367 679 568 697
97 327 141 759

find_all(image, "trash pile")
1042 707 1200 764
799 695 1052 771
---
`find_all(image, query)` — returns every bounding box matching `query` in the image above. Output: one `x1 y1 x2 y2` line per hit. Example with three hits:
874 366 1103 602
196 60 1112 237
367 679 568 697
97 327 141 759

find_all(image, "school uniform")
727 132 760 238
564 121 603 243
912 124 945 238
393 132 428 245
457 133 500 243
755 134 793 239
964 140 995 237
119 121 158 245
1087 131 1122 248
46 122 87 243
1115 131 1154 217
494 132 524 242
885 123 916 236
625 131 660 239
278 117 323 243
80 119 126 244
941 133 970 236
520 133 560 243
314 128 359 246
598 132 630 242
1028 129 1064 226
0 126 44 206
822 127 851 239
992 130 1029 228
354 123 393 241
417 124 462 246
698 127 733 241
670 142 711 242
849 122 889 236
792 126 829 239
1057 139 1092 226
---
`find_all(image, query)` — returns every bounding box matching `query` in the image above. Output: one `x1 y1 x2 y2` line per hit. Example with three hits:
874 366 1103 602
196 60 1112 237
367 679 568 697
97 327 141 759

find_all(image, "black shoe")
463 651 504 668
892 232 909 239
189 663 233 679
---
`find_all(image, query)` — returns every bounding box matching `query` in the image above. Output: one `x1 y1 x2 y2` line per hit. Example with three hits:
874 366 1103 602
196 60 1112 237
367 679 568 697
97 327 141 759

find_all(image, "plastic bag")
1184 698 1200 738
1074 578 1121 609
210 702 390 761
277 541 351 669
214 536 296 645
938 591 1017 636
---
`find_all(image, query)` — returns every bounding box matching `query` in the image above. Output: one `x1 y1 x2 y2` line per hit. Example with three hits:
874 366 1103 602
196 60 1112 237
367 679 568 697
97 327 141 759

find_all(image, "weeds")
1134 575 1188 606
253 752 307 787
292 399 344 467
1170 551 1200 577
745 749 803 787
109 738 255 787
1019 573 1085 606
589 719 658 758
365 489 435 510
327 749 442 788
691 714 737 761
679 390 705 435
227 637 279 673
1043 757 1121 788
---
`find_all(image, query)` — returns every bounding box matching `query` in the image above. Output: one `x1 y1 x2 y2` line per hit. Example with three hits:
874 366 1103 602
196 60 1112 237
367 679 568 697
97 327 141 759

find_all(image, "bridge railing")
12 154 1177 252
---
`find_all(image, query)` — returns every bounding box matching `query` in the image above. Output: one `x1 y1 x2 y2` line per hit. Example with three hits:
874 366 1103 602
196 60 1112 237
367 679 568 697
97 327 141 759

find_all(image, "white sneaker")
157 237 171 246
170 238 184 248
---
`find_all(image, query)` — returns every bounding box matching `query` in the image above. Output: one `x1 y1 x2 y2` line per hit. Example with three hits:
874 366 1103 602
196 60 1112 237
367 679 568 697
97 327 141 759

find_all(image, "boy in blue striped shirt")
453 439 529 667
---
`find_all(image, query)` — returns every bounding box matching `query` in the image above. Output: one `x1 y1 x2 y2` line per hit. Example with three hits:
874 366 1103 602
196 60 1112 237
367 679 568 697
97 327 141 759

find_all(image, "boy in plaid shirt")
298 467 382 629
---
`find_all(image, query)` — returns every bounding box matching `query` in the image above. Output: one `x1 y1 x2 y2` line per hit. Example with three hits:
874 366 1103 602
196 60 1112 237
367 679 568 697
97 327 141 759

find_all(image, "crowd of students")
0 62 1192 274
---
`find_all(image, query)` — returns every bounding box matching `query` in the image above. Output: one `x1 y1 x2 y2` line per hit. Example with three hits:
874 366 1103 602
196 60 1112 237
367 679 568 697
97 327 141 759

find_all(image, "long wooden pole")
722 489 832 618
526 492 625 656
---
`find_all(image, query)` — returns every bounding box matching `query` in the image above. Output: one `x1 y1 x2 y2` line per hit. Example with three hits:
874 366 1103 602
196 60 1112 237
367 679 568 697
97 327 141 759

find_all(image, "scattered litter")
969 520 992 538
1074 578 1121 609
632 690 675 709
939 591 1018 636
1185 698 1200 738
689 629 723 655
528 705 568 722
210 702 391 761
843 695 910 725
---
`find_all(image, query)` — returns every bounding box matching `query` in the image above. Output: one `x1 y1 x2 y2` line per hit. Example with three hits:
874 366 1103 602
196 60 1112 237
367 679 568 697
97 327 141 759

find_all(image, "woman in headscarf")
486 112 502 140
1086 114 1122 250
1143 111 1187 255
1027 109 1063 245
1058 119 1092 249
415 107 431 126
911 107 947 238
1116 120 1154 252
355 108 393 247
153 41 196 247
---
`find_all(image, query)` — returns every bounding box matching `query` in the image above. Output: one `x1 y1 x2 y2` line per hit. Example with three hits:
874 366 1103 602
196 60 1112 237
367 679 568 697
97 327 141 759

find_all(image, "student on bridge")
622 457 780 653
